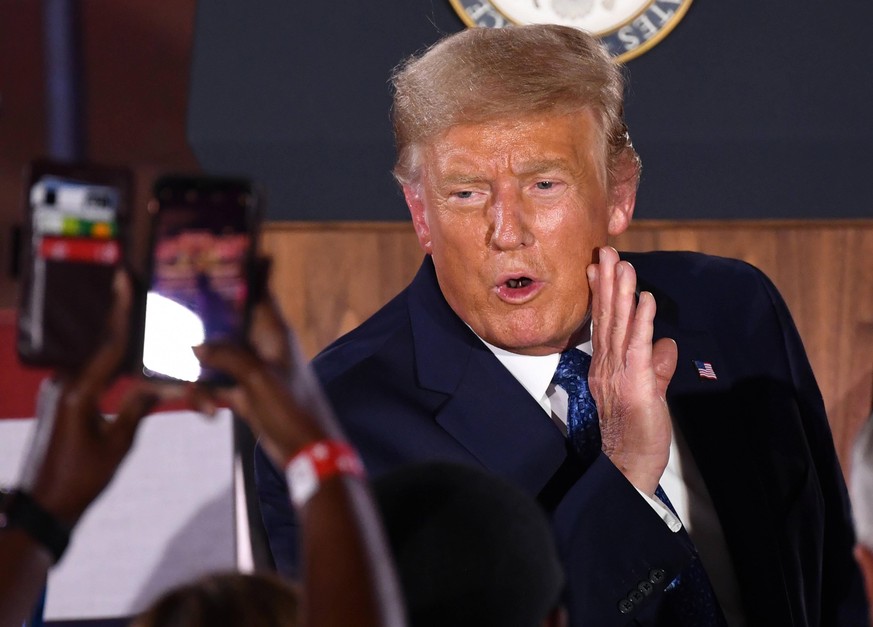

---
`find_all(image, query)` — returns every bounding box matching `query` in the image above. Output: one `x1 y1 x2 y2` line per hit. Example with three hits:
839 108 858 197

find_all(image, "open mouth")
506 277 533 289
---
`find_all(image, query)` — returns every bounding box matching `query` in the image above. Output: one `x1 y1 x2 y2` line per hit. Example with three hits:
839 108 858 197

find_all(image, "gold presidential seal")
448 0 693 62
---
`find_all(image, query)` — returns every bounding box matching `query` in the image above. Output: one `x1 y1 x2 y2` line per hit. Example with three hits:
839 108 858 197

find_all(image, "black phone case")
16 159 134 371
142 174 261 385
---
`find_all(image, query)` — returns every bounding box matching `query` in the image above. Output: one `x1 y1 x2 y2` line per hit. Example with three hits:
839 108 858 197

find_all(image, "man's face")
404 110 635 356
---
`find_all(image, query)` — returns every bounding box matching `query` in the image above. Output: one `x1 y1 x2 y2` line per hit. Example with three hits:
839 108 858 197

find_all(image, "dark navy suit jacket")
255 251 867 626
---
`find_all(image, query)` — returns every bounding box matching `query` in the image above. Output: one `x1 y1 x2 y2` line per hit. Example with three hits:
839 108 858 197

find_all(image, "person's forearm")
298 477 406 627
0 530 53 627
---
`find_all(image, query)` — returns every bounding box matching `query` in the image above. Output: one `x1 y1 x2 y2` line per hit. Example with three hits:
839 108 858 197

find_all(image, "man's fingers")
193 341 298 425
192 342 264 390
586 263 599 350
215 387 251 418
652 337 678 397
249 298 292 370
110 383 159 448
591 247 619 353
74 270 133 401
246 255 292 370
611 260 637 356
629 290 655 345
590 248 639 361
185 382 220 417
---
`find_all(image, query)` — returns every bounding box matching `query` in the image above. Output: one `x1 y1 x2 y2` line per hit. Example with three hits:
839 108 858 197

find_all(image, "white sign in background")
0 409 241 620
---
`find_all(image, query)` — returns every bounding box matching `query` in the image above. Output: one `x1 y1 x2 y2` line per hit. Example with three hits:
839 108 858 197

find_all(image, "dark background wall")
186 0 873 221
625 1 873 220
2 0 872 309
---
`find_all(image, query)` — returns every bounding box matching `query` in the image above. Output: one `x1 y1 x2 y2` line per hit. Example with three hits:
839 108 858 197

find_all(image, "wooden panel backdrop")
262 220 873 476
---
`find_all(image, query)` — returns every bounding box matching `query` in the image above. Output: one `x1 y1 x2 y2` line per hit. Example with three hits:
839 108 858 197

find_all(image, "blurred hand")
192 277 343 467
587 246 677 497
27 272 159 525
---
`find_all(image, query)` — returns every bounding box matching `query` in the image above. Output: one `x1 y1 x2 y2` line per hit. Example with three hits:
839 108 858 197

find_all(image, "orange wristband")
285 440 365 508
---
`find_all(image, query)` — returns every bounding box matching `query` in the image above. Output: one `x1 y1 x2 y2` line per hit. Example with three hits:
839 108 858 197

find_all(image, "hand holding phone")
141 175 261 385
17 160 132 370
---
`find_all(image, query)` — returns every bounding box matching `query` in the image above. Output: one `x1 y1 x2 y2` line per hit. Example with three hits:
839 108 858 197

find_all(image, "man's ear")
606 153 638 237
403 184 433 254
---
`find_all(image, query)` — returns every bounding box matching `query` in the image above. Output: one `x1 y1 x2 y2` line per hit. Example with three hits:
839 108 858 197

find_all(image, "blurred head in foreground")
374 462 566 627
130 571 299 627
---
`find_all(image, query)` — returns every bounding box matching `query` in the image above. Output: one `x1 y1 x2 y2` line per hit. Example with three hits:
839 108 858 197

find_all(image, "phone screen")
18 166 127 369
31 175 121 264
142 179 256 384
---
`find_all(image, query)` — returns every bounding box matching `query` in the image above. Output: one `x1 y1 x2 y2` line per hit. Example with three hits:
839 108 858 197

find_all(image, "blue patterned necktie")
552 349 600 464
552 348 727 626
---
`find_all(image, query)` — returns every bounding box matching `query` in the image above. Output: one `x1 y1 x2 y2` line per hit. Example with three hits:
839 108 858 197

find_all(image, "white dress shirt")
480 338 747 627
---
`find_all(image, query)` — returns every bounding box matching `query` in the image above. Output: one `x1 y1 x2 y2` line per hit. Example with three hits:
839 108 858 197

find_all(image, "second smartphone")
141 175 261 385
17 159 133 370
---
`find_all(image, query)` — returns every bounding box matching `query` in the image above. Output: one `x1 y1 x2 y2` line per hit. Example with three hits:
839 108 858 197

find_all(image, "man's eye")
535 181 554 190
455 190 474 199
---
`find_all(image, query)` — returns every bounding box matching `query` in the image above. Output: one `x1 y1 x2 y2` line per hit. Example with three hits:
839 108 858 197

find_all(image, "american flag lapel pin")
693 360 718 380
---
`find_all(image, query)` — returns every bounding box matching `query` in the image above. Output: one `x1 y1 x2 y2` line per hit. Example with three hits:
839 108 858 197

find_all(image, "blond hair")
391 24 638 187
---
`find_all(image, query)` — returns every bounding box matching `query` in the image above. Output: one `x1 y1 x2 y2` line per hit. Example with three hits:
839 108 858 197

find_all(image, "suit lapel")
406 257 569 496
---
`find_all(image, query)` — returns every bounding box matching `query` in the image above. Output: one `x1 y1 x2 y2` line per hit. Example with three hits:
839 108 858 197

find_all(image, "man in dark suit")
255 24 866 626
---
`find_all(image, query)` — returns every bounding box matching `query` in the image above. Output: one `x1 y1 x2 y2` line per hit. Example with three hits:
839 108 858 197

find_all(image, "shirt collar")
477 335 593 404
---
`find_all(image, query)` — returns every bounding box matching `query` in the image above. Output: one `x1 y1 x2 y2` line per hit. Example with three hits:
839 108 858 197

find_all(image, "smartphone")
16 160 132 370
141 175 261 385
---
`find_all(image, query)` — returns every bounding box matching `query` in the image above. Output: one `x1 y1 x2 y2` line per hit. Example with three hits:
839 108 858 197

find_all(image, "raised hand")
587 246 677 496
1 272 159 627
191 300 342 468
28 272 158 525
191 275 406 627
